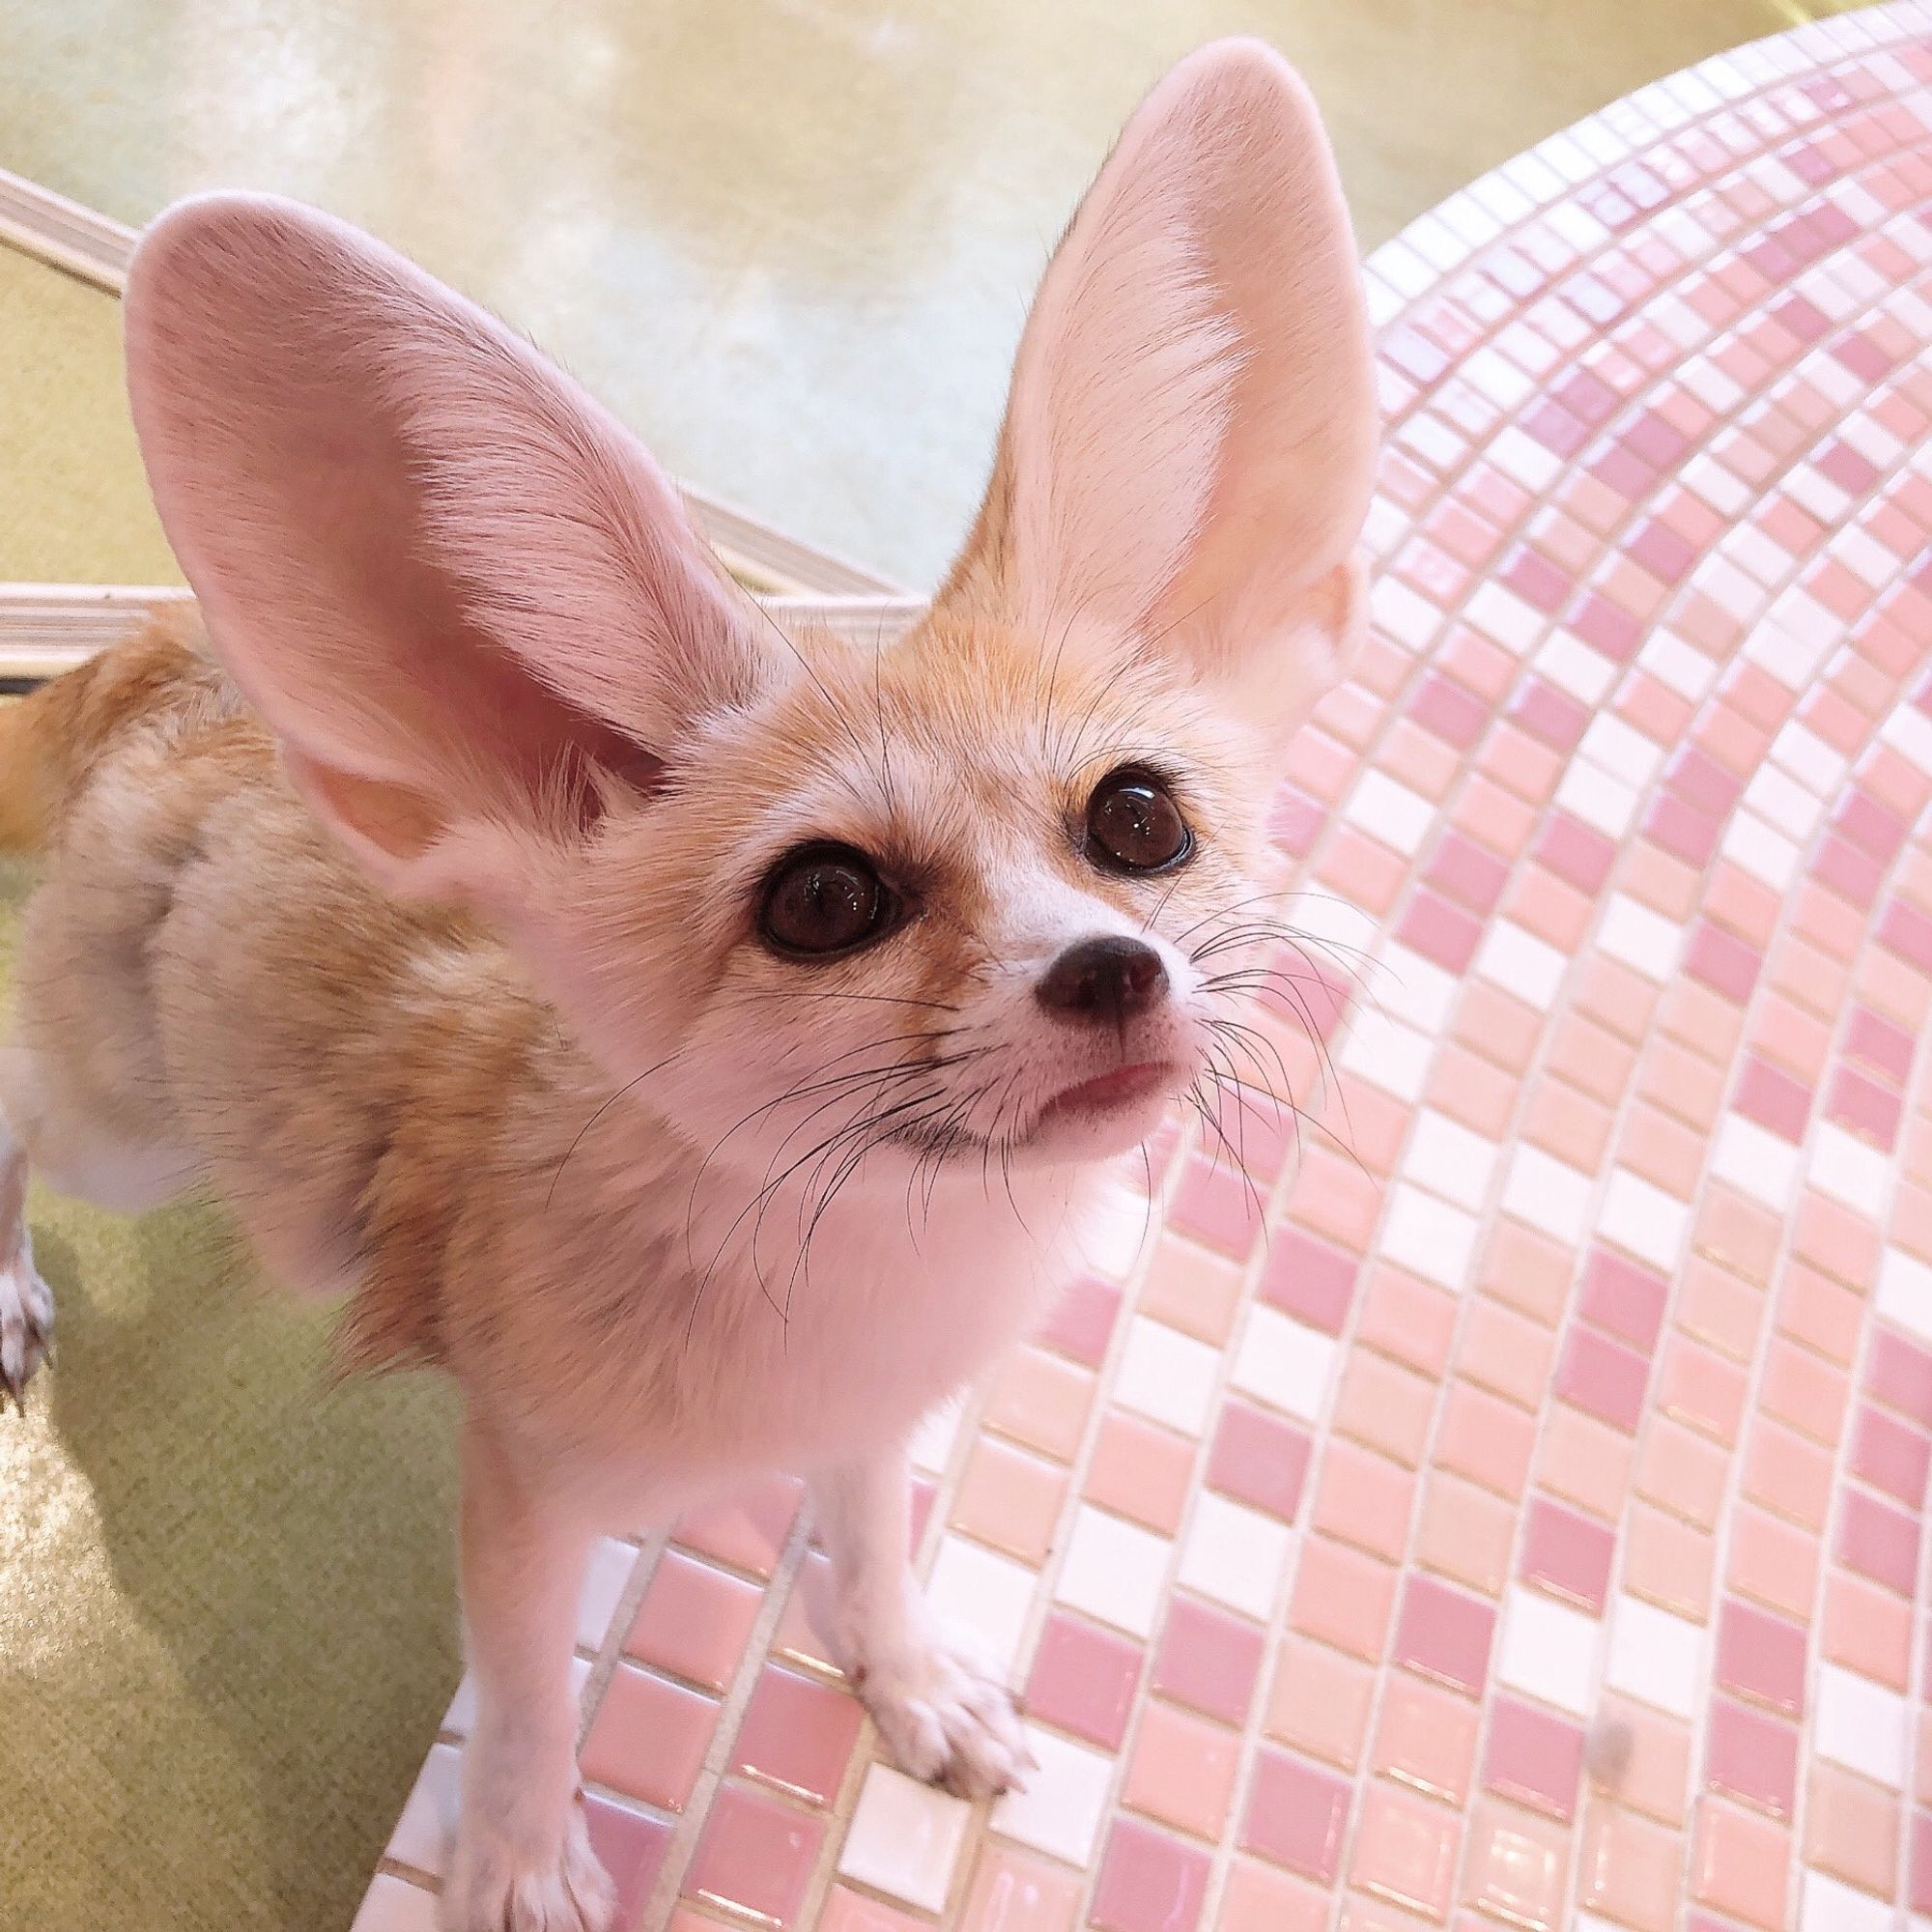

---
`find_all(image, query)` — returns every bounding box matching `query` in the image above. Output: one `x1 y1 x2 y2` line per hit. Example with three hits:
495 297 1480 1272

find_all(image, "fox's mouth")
1036 1061 1178 1122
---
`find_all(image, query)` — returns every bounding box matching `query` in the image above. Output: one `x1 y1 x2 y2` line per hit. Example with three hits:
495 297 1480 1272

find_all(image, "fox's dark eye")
760 844 895 957
1085 768 1192 873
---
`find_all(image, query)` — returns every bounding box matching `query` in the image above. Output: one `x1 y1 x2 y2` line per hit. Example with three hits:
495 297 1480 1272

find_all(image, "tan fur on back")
5 618 571 1380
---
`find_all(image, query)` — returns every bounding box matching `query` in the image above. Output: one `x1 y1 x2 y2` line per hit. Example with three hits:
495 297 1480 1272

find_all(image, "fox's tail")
0 614 212 856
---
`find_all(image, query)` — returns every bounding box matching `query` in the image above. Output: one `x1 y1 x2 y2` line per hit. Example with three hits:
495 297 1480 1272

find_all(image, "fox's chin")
1013 1060 1188 1166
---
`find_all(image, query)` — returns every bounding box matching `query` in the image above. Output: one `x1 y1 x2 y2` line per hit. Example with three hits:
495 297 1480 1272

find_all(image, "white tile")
990 1724 1113 1866
1682 452 1751 517
1596 895 1681 982
1800 1870 1891 1932
1374 941 1460 1035
577 1537 640 1654
352 1876 440 1932
1744 763 1825 842
1537 632 1617 706
1502 1146 1595 1246
1721 810 1801 893
1339 1009 1432 1104
1605 1595 1704 1719
1882 698 1932 773
1053 1506 1170 1639
1406 1110 1498 1212
1079 1175 1156 1281
838 1763 973 1910
1482 437 1562 509
1464 345 1536 409
1878 1245 1932 1346
387 1743 461 1878
925 1535 1037 1672
1711 1114 1799 1210
1783 464 1851 528
908 1396 966 1476
1597 1169 1689 1274
1372 576 1445 654
1497 1584 1600 1718
1809 1122 1890 1220
1380 1182 1480 1293
1177 1492 1293 1621
1579 715 1662 790
1466 577 1547 653
1770 722 1844 799
1232 1307 1339 1424
1347 770 1435 853
1639 628 1717 704
1114 1317 1221 1437
1815 1664 1909 1787
1553 762 1638 840
1475 921 1568 1008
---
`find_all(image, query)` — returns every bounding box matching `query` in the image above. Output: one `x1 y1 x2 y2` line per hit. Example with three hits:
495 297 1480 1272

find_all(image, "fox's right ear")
943 41 1378 756
125 193 777 910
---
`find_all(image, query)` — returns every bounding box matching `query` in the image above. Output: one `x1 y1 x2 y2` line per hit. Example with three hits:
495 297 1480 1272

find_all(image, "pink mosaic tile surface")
356 8 1932 1928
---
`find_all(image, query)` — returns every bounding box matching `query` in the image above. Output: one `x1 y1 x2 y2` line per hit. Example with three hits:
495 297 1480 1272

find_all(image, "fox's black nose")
1036 935 1168 1025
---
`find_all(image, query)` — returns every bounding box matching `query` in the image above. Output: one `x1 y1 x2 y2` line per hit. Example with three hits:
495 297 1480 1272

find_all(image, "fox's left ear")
945 40 1378 752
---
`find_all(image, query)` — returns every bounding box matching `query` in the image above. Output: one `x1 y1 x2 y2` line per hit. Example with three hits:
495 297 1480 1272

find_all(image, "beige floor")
0 4 1867 1930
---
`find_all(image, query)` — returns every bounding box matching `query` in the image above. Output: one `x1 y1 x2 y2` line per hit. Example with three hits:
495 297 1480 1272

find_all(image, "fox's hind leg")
0 1098 53 1406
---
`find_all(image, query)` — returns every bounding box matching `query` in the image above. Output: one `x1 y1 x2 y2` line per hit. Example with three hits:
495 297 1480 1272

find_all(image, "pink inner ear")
965 40 1377 714
124 193 766 884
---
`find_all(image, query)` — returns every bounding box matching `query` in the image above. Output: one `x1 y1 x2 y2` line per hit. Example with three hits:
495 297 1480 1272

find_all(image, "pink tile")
1025 1612 1142 1752
1847 1005 1915 1084
817 1889 926 1932
1733 1054 1811 1143
1209 1400 1314 1522
960 1847 1081 1932
1091 1820 1210 1932
1152 1596 1264 1727
1838 1485 1921 1597
682 1782 824 1927
730 1665 862 1807
1851 1404 1930 1507
1393 1575 1494 1694
1823 1572 1913 1691
1170 1151 1264 1256
1716 1598 1808 1719
1705 1698 1799 1820
674 1476 802 1580
625 1551 762 1692
1659 1337 1749 1448
1312 1440 1416 1562
582 1796 672 1932
1038 1273 1121 1368
1520 1496 1615 1613
1868 1327 1932 1428
1463 1798 1572 1930
1399 889 1484 974
1243 1749 1351 1883
580 1663 719 1812
1289 1536 1396 1662
1690 1798 1789 1930
1484 1696 1585 1822
1122 1699 1241 1840
1257 1228 1357 1334
1350 1781 1459 1919
1556 1326 1650 1433
1374 1673 1480 1805
1086 1410 1196 1537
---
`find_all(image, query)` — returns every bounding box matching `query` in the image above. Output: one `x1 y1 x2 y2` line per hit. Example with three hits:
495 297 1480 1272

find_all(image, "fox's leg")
441 1414 614 1932
0 1095 52 1406
812 1443 1034 1800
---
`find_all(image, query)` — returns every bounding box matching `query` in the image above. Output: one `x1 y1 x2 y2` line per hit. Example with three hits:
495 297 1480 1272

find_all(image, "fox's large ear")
125 193 771 907
945 40 1377 750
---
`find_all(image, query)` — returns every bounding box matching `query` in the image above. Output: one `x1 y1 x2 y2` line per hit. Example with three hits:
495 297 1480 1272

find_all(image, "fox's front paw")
440 1803 615 1932
848 1619 1036 1801
0 1247 52 1407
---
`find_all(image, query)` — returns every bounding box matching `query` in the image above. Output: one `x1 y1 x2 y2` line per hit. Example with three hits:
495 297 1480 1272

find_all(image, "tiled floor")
355 4 1932 1926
